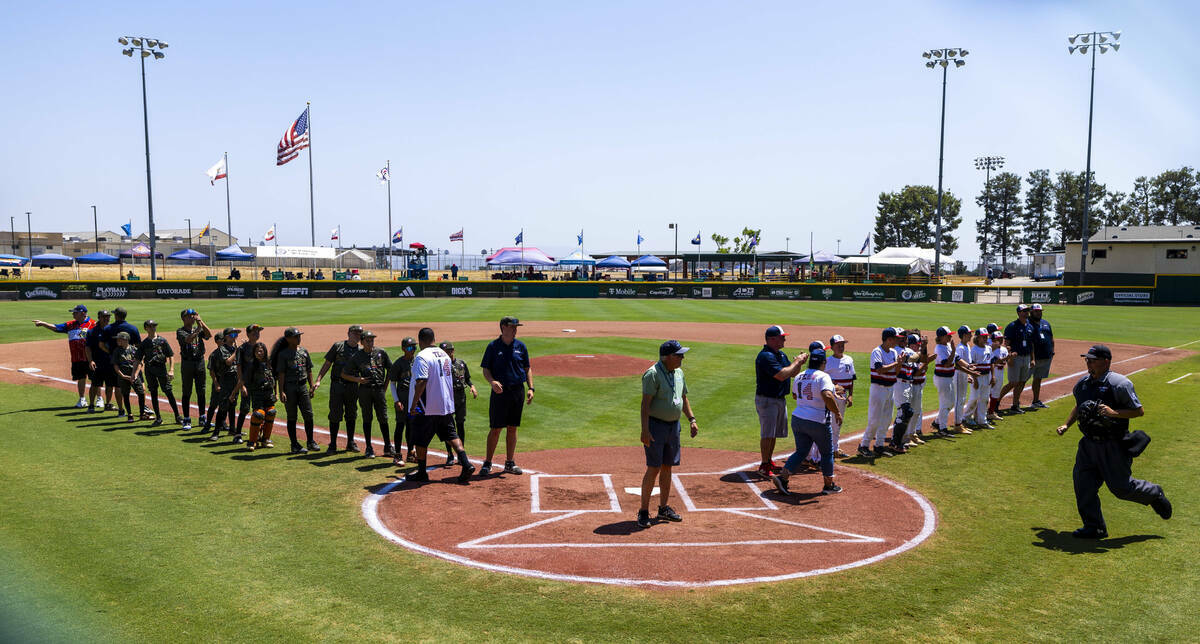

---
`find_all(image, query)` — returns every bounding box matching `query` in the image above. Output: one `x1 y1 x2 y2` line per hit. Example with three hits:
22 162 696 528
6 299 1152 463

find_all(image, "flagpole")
208 221 214 278
306 102 315 272
459 226 464 277
274 222 279 273
697 231 701 281
386 160 392 280
224 151 232 274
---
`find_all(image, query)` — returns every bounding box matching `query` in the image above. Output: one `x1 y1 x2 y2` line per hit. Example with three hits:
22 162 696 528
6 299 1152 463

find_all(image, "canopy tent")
595 255 631 268
557 248 596 266
335 248 374 269
120 243 164 259
0 253 29 267
76 251 120 264
792 250 844 265
216 245 254 261
487 247 556 267
167 248 209 262
839 253 932 276
631 254 667 267
31 253 74 267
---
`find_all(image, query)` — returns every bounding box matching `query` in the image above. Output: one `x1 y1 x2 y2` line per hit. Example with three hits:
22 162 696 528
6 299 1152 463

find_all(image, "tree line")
873 166 1199 265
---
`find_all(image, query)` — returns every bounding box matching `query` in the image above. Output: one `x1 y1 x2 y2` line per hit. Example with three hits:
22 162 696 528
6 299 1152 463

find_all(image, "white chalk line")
1167 373 1193 384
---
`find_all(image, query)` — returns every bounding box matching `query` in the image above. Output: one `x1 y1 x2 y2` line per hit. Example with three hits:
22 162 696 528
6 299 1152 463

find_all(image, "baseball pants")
967 373 991 425
215 378 240 431
990 368 1005 411
328 381 359 447
357 386 387 447
117 373 146 415
1073 436 1164 531
934 375 954 429
953 372 970 426
283 384 316 447
905 385 925 439
860 383 894 449
144 370 179 420
453 397 468 445
179 360 206 422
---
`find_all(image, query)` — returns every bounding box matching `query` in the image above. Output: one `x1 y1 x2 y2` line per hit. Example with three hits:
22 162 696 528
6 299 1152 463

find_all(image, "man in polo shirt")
1029 303 1054 408
84 309 115 411
33 304 96 408
754 325 807 477
1001 304 1036 413
638 340 699 529
480 316 534 476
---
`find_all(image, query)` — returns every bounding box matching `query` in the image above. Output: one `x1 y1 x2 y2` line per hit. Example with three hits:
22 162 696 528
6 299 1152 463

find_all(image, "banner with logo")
767 286 803 300
897 287 932 302
334 286 372 298
276 286 312 298
729 286 756 299
219 284 254 298
154 286 194 298
1024 289 1059 305
690 286 714 299
941 287 976 303
604 285 639 298
1112 290 1152 305
391 284 425 298
849 287 886 301
809 285 844 301
647 285 677 298
92 285 131 300
448 285 476 297
19 284 62 300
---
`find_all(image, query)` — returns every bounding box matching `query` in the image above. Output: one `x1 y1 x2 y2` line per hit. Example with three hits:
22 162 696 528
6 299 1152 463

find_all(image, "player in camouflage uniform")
316 325 363 452
343 330 391 457
202 332 226 433
237 341 277 451
139 320 181 426
274 327 320 454
440 341 478 466
111 331 145 422
233 323 264 438
175 308 212 430
208 328 242 442
387 336 418 463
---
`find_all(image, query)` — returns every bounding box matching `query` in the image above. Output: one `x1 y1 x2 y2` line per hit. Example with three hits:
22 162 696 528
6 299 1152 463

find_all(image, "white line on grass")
1167 373 1193 384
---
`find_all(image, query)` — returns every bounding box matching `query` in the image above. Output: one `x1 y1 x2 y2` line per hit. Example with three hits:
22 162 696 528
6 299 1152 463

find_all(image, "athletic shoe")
75 397 87 408
636 509 652 528
821 483 843 495
382 446 394 457
874 447 894 458
198 415 207 427
1072 526 1108 539
1152 492 1173 520
904 440 920 448
246 443 255 452
406 451 417 463
364 448 376 458
105 403 117 411
769 471 791 496
306 440 321 452
445 453 457 467
890 444 909 455
290 443 307 454
94 396 104 408
347 441 360 453
174 416 182 426
1009 406 1026 414
232 435 244 444
457 462 476 484
208 431 221 441
140 411 155 421
909 435 926 445
1032 400 1048 409
856 445 873 459
327 443 339 453
756 463 773 479
657 505 683 522
150 418 163 427
479 461 492 476
956 426 974 435
263 439 274 448
834 450 850 459
405 470 430 483
126 414 135 422
504 461 524 475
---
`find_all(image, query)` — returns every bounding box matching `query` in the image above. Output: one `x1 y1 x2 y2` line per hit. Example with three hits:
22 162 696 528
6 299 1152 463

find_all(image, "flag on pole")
206 157 227 185
330 228 339 241
392 228 403 245
276 107 310 166
515 231 523 244
691 233 701 245
264 225 276 242
577 230 584 246
199 223 212 238
859 233 870 254
636 233 644 245
376 167 389 184
449 229 464 242
748 234 758 248
121 223 132 237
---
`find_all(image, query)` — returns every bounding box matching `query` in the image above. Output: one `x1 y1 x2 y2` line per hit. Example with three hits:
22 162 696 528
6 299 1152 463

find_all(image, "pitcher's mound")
530 354 653 378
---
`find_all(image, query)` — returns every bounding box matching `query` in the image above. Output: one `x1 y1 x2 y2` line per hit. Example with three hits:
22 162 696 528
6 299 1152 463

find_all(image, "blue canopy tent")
215 245 254 261
0 253 29 267
76 251 120 264
31 253 74 267
168 248 209 262
595 255 631 268
631 254 667 267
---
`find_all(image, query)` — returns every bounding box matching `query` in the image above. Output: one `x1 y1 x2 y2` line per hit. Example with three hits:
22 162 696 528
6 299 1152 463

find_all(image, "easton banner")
335 286 372 298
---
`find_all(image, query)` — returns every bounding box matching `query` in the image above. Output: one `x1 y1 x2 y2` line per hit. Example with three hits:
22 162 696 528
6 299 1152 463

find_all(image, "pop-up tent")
0 253 28 267
167 248 209 262
557 248 596 265
595 255 631 268
77 251 120 264
631 254 667 267
792 250 844 265
487 247 556 266
31 253 74 267
120 242 164 259
216 245 254 261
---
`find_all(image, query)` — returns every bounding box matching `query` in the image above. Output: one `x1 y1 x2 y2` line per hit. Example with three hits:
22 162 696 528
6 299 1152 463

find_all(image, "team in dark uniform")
207 328 242 442
233 324 265 438
387 337 418 462
111 331 145 422
440 341 478 466
84 309 116 412
237 341 277 451
102 307 147 419
343 330 391 457
203 332 227 433
274 327 320 454
176 308 212 431
139 320 181 426
317 325 362 451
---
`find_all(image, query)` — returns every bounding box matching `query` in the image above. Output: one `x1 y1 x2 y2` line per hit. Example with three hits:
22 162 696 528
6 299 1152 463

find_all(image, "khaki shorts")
1009 354 1032 383
1032 356 1053 379
755 395 788 438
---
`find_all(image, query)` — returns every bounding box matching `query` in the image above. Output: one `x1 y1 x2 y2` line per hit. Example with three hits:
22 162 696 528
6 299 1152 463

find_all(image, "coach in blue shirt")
480 316 534 476
754 325 806 477
100 307 142 357
1029 303 1055 408
1001 304 1036 413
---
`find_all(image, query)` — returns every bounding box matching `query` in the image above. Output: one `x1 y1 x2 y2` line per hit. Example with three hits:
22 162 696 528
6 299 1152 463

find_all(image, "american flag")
449 229 464 242
276 107 310 166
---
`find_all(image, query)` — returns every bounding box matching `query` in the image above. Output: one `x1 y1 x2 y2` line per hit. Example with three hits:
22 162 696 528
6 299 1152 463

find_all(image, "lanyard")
656 361 676 396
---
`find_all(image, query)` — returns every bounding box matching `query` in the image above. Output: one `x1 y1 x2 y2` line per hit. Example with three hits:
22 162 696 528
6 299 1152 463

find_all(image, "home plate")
562 329 576 333
18 367 43 374
624 487 658 496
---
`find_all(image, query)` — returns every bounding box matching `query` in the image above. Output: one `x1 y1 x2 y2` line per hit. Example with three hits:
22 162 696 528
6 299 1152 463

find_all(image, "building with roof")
1064 224 1200 286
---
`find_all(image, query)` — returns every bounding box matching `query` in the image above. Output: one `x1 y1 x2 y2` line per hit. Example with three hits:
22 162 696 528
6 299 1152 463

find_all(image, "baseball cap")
976 327 988 336
500 316 523 327
213 332 223 341
765 325 788 338
659 340 689 356
1030 303 1043 311
439 341 454 352
116 331 130 341
143 319 157 328
986 322 999 333
809 340 825 352
222 327 240 337
992 331 1004 340
348 325 364 334
181 308 197 317
829 334 847 345
97 309 112 318
882 327 898 340
1016 304 1029 312
361 330 377 339
907 334 920 345
71 304 87 313
401 336 417 349
284 327 302 338
1082 345 1112 360
957 324 971 334
936 326 951 338
114 306 127 316
246 323 264 332
808 348 826 365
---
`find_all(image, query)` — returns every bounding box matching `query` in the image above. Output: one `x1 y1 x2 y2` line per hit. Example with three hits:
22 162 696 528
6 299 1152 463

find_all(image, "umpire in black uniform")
1056 345 1172 538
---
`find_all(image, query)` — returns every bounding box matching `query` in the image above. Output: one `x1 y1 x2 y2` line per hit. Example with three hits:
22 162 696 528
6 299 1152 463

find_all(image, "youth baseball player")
239 341 276 450
315 325 363 452
111 331 144 422
233 324 265 438
209 328 242 442
823 335 854 458
139 320 181 426
988 331 1009 422
966 329 994 428
858 327 901 458
900 332 934 447
175 308 211 430
953 325 974 433
344 330 391 457
274 327 320 454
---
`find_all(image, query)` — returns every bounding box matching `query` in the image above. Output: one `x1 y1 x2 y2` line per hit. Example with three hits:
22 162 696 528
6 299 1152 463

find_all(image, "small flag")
637 233 644 245
121 223 132 237
859 234 870 254
691 233 701 245
515 231 523 244
392 228 403 245
276 107 310 166
748 235 758 248
200 223 212 238
449 229 464 242
376 167 389 184
577 230 584 246
264 225 276 242
206 157 227 185
330 228 339 241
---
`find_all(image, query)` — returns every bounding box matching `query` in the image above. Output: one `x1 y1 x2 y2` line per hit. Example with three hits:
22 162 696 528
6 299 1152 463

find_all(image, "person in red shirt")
33 304 96 408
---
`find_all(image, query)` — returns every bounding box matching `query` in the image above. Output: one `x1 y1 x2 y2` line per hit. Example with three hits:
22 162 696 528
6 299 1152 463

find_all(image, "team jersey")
113 345 141 376
244 359 277 399
450 358 473 399
275 347 313 387
934 343 955 377
324 340 362 382
969 344 993 374
909 350 928 386
346 347 391 389
896 348 917 383
869 345 899 386
824 354 856 387
410 346 455 416
176 325 207 362
54 318 95 362
212 344 239 381
138 336 174 374
955 344 972 373
792 368 835 423
991 345 1009 377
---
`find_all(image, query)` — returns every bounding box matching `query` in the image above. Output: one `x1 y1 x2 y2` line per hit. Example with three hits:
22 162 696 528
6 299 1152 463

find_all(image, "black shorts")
91 363 116 387
411 413 459 447
488 385 525 429
71 360 92 381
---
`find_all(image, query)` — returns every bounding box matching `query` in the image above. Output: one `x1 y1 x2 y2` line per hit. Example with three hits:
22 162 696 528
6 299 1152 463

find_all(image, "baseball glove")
1077 399 1119 437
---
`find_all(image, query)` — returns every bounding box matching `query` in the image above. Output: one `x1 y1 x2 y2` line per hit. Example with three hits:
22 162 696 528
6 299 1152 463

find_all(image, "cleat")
347 441 360 453
1072 526 1108 539
445 453 457 467
636 509 651 528
504 461 523 475
656 505 683 522
856 445 873 458
821 483 843 495
770 471 791 495
1152 492 1172 520
874 447 894 458
208 431 221 441
479 461 492 476
75 397 87 408
457 462 476 484
1008 406 1026 414
365 448 376 458
327 443 339 453
232 435 244 444
382 446 394 457
150 418 163 427
1032 400 1048 409
405 470 429 483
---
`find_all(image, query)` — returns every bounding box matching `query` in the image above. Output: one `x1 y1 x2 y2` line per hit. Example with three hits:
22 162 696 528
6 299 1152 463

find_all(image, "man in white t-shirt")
988 331 1009 422
771 349 843 496
405 327 475 484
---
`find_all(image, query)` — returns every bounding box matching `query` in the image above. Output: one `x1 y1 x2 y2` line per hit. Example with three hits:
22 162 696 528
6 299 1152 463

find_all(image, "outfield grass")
0 337 1196 641
4 298 1200 347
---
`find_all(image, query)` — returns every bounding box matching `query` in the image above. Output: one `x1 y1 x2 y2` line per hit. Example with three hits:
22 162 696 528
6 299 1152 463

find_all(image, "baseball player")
405 327 475 484
988 331 1009 422
932 326 978 436
985 322 999 346
953 325 974 433
237 341 276 450
209 328 242 442
202 332 227 433
315 325 363 452
965 328 994 429
387 337 418 462
343 330 391 457
274 327 320 454
111 331 144 421
858 327 901 459
175 308 212 430
441 341 479 466
139 320 181 427
822 335 855 458
233 324 265 438
84 309 116 412
33 304 96 408
888 333 925 453
897 332 934 448
770 349 843 496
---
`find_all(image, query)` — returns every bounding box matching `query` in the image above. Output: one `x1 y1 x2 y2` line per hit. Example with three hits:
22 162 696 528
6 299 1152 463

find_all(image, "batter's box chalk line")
456 471 882 549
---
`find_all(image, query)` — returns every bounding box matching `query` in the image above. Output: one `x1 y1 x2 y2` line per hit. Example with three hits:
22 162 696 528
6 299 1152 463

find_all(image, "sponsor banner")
391 284 425 298
449 285 475 297
1113 290 1151 305
335 286 372 298
154 286 194 298
898 288 931 302
219 284 254 298
690 286 714 299
254 245 337 260
93 285 130 300
605 286 638 298
1026 289 1057 304
941 287 975 303
768 287 803 300
849 287 886 301
277 286 311 297
810 286 844 301
730 286 756 299
19 284 61 299
1075 290 1096 304
647 286 676 298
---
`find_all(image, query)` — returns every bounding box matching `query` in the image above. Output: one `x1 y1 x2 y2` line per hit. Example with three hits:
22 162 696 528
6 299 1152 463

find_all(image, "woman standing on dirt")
240 342 277 451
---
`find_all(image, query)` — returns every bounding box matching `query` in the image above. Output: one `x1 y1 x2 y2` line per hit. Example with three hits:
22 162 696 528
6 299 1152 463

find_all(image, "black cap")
765 325 787 338
882 327 898 340
114 306 127 316
500 316 523 327
401 336 417 349
957 324 971 334
143 319 157 328
1082 345 1112 360
222 327 239 337
213 332 223 341
97 309 112 318
439 341 454 352
361 330 377 340
246 323 264 332
284 327 302 338
808 348 826 366
348 325 364 334
659 340 689 356
986 322 999 332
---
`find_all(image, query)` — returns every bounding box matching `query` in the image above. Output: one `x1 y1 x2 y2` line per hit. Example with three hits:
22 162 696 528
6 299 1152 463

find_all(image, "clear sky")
4 1 1197 261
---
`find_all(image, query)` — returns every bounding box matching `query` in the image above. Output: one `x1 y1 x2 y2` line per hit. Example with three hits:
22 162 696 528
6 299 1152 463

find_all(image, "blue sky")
4 1 1197 260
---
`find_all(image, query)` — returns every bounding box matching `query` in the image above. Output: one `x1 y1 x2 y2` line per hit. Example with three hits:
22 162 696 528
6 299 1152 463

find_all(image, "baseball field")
1 298 1197 641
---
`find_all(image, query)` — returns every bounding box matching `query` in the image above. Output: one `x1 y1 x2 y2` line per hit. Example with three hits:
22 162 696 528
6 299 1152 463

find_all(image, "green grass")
4 298 1200 347
1 338 1197 641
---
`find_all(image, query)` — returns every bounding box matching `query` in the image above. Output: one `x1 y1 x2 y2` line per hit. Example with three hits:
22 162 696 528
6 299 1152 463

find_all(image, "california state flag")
264 225 276 242
206 157 227 185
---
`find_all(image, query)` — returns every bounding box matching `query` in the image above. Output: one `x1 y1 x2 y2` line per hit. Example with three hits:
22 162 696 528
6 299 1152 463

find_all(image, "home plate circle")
363 447 936 588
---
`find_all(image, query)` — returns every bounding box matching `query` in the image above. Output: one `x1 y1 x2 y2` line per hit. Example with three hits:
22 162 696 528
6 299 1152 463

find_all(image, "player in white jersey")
823 334 855 458
858 327 902 458
899 332 935 448
953 325 975 433
965 329 994 428
932 326 979 437
771 349 843 496
988 331 1008 422
405 327 475 484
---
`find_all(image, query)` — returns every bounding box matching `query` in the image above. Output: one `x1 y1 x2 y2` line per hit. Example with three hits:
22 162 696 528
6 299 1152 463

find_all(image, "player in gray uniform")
440 341 478 466
139 320 181 427
343 330 391 457
316 325 363 452
111 331 144 422
274 327 320 454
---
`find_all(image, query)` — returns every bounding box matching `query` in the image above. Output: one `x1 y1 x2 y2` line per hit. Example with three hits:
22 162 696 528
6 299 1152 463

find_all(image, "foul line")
1167 373 1193 384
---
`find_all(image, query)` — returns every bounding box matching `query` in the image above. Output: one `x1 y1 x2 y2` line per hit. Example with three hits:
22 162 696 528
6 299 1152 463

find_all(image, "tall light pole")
118 35 168 280
668 222 678 280
922 47 968 280
91 205 99 253
1068 30 1120 286
26 212 32 260
184 218 192 249
974 155 1005 273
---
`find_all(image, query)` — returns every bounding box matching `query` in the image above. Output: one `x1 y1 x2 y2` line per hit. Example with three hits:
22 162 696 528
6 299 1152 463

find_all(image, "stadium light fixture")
117 35 169 280
122 48 133 56
157 40 168 48
118 36 129 45
921 45 969 282
131 37 142 46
